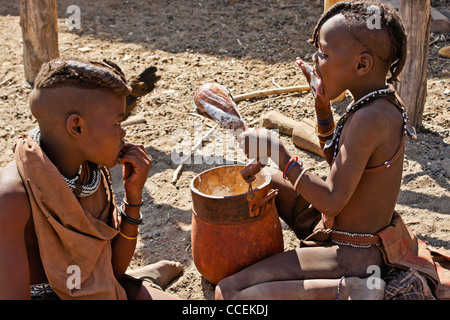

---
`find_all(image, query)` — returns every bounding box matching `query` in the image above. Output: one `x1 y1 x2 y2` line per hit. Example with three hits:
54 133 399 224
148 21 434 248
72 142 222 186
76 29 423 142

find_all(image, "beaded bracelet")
318 133 334 144
282 156 298 179
317 113 334 126
119 230 139 240
315 122 336 137
120 205 143 225
284 161 302 180
123 198 144 207
336 276 346 300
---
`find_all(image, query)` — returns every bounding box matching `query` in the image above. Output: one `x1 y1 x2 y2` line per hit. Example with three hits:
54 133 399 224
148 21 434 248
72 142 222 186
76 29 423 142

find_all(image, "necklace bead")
324 86 410 160
29 127 101 197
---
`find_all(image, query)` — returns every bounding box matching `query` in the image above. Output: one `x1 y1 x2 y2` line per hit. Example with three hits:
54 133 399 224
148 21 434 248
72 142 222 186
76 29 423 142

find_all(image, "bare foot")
126 260 183 289
340 277 386 300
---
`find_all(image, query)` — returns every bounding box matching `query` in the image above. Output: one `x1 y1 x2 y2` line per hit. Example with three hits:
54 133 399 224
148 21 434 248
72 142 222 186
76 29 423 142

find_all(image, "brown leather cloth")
14 135 127 300
377 211 450 300
291 201 450 300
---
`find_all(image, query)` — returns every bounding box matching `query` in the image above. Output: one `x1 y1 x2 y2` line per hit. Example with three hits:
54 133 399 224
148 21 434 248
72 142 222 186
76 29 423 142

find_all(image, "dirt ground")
0 0 448 300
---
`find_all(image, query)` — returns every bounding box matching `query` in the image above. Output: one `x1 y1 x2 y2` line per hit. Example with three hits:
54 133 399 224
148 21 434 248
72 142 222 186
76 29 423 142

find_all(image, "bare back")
331 98 405 234
0 161 47 298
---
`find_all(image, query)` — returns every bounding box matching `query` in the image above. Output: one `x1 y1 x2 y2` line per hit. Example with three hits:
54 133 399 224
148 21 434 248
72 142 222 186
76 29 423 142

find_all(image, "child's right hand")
118 143 152 203
237 128 289 168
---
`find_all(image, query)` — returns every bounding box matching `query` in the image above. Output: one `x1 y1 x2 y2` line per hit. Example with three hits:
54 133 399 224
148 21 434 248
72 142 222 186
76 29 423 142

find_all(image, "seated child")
0 58 182 299
215 1 448 300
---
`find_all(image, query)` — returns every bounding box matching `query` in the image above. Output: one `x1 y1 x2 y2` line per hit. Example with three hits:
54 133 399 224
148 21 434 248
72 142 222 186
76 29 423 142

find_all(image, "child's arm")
296 58 335 165
287 105 388 217
314 99 335 165
111 143 152 279
0 165 33 299
239 104 387 217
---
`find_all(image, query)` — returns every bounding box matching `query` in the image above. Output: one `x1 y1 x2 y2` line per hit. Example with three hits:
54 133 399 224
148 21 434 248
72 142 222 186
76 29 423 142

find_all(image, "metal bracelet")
120 205 143 225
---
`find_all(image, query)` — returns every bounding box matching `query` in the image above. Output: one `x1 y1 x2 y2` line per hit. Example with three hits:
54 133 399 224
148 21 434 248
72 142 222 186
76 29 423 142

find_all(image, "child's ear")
355 52 373 76
66 113 85 138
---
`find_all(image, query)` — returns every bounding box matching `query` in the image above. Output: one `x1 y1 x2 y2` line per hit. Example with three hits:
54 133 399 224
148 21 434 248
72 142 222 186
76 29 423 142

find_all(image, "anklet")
336 276 346 300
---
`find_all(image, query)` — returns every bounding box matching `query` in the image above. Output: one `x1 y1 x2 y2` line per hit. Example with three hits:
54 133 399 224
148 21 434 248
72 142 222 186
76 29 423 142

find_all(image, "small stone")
438 46 450 59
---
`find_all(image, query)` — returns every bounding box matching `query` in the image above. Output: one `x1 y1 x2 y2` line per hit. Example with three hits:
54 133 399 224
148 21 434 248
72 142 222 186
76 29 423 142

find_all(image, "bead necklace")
29 127 101 197
323 85 411 160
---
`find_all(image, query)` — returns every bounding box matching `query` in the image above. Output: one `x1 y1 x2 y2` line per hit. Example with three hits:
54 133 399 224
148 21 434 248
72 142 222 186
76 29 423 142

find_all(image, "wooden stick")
171 124 219 184
233 85 310 102
271 77 281 88
0 76 13 87
240 92 302 111
121 118 146 127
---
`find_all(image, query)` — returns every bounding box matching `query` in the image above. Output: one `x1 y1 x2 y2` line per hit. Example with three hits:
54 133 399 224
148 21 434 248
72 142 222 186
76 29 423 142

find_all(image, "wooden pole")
396 0 431 129
324 0 342 11
18 0 60 83
233 85 310 102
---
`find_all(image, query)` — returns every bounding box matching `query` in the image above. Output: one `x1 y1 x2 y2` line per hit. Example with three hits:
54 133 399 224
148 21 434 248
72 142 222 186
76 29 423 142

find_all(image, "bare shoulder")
347 98 403 141
360 98 402 124
0 161 31 232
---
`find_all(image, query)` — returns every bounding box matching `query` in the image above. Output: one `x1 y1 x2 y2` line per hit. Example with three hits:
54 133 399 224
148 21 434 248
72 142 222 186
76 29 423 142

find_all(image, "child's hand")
237 128 288 168
322 213 335 229
296 57 330 108
118 143 152 201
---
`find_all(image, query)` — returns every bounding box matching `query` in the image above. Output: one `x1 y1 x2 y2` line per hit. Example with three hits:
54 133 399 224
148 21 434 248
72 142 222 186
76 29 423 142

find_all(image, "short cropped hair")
310 1 407 83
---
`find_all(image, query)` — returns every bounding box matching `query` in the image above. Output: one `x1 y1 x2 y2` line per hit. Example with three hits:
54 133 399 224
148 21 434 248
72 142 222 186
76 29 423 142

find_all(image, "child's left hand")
118 143 152 201
296 57 329 108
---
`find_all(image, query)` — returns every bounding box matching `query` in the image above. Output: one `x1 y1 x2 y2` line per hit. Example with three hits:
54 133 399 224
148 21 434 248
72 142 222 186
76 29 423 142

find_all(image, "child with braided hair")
216 1 448 300
0 58 182 299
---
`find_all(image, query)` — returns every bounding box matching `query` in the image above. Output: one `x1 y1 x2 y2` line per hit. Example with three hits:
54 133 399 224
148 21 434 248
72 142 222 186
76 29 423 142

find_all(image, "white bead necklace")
29 127 101 197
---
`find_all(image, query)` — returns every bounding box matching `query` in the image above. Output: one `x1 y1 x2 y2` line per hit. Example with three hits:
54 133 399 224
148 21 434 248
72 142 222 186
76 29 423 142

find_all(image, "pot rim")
190 164 271 199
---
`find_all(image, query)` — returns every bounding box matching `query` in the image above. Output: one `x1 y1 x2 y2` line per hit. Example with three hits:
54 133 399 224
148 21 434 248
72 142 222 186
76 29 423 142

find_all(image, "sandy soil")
0 0 448 300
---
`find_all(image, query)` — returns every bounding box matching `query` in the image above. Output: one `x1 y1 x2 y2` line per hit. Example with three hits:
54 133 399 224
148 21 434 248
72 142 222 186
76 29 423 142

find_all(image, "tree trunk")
18 0 59 83
396 0 431 129
324 0 342 12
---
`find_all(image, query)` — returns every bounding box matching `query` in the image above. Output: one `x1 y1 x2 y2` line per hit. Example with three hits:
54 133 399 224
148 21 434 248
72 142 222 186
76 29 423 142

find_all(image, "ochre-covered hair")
34 58 132 96
310 1 407 83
